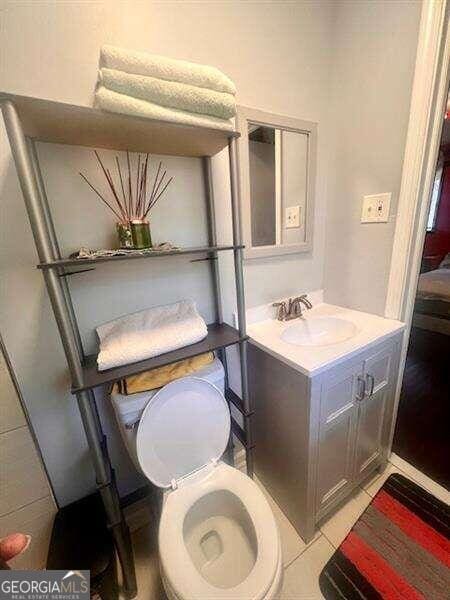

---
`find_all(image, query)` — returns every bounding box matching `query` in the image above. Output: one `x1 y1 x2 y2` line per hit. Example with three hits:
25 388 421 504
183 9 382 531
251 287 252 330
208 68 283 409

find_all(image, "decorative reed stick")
80 151 173 223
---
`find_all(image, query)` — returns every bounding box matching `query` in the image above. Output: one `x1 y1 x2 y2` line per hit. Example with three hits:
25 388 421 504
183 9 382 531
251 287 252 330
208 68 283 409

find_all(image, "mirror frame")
237 106 317 259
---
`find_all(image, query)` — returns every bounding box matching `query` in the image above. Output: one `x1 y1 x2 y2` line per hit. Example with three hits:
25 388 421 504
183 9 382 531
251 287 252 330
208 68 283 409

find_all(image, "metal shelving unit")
1 91 253 599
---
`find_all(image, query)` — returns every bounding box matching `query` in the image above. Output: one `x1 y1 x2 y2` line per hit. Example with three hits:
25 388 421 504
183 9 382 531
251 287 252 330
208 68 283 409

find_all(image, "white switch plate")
286 205 301 228
361 193 391 223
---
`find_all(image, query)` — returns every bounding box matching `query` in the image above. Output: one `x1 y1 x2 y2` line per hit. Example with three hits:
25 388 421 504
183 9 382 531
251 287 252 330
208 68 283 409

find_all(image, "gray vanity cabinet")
353 344 394 483
315 358 362 518
249 332 403 542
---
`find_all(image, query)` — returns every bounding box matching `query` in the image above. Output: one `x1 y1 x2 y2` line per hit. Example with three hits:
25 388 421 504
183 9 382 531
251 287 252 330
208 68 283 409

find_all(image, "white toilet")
111 360 283 599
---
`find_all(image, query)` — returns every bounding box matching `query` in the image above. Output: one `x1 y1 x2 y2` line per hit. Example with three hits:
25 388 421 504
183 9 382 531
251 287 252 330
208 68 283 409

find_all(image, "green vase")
116 222 133 249
131 220 152 249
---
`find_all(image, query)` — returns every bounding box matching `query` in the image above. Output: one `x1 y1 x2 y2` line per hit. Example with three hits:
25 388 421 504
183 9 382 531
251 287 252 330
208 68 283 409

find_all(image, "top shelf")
0 92 239 157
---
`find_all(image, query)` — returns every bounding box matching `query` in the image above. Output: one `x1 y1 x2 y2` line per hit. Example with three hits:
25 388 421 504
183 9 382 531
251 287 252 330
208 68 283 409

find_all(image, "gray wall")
0 0 422 504
323 0 422 315
0 1 336 505
0 339 57 567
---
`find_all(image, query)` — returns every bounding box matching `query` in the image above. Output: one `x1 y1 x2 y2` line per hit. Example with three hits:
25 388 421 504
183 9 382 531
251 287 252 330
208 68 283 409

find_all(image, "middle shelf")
37 244 244 270
72 322 247 394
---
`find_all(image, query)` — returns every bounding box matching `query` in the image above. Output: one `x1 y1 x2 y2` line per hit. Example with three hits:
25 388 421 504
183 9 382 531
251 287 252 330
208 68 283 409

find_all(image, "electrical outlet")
286 205 300 228
361 193 391 223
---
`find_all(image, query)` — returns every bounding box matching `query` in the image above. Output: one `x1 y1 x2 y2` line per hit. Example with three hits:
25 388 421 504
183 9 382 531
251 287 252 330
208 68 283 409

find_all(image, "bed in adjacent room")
413 253 450 334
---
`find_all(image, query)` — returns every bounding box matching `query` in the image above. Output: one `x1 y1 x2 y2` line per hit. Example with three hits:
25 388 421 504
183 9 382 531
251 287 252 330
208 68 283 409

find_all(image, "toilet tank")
111 357 225 469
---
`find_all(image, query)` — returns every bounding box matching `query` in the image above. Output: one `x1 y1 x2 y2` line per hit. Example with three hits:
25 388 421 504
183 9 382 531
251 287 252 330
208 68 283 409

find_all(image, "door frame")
385 0 449 451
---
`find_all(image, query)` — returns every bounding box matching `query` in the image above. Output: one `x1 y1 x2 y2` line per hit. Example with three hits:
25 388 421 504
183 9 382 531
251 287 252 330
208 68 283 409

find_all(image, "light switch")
286 205 301 228
361 193 391 223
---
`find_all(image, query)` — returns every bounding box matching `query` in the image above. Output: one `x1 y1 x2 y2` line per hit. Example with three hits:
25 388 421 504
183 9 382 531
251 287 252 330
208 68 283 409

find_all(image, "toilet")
111 360 283 599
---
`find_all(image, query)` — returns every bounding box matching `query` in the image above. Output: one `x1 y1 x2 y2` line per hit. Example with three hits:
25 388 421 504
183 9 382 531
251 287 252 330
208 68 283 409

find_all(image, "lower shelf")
72 322 247 393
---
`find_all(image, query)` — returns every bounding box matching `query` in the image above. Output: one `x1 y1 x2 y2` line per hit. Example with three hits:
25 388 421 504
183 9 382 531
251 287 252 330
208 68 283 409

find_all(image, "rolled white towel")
100 44 236 95
100 68 236 120
96 300 208 371
95 86 234 131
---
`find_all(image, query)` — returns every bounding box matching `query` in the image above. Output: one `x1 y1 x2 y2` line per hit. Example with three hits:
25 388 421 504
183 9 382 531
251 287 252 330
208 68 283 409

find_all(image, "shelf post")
27 137 85 360
202 156 223 324
228 137 254 476
1 101 83 383
1 100 137 598
202 156 235 464
76 390 136 596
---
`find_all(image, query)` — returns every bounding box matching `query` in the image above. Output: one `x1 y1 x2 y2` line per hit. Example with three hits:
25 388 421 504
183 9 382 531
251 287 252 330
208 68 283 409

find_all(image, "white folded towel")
95 86 234 131
96 300 208 371
100 45 236 95
100 68 236 120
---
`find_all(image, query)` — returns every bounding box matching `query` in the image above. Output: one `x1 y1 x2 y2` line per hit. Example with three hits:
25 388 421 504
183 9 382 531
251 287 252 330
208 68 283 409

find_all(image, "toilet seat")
158 462 281 600
136 376 230 488
135 376 282 599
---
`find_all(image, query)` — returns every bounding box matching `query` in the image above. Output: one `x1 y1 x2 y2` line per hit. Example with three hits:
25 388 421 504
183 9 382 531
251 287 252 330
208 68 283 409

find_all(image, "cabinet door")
316 362 362 515
353 343 394 481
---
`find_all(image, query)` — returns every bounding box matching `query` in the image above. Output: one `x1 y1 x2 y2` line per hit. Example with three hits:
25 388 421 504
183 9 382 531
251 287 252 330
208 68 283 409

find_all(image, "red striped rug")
319 473 450 599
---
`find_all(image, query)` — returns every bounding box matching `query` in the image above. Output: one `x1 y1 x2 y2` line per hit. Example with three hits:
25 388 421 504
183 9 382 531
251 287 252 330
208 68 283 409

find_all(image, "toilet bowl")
126 374 282 599
158 462 283 599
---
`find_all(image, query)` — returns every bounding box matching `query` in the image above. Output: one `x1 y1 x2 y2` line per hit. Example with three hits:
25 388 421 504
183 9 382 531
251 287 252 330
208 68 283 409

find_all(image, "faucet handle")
298 294 313 309
272 301 288 321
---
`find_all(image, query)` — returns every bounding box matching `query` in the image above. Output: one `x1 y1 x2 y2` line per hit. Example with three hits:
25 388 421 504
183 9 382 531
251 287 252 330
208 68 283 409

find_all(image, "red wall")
423 161 450 266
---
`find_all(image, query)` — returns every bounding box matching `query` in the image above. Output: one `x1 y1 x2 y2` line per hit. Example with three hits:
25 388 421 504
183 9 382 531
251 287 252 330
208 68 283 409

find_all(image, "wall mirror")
237 106 317 259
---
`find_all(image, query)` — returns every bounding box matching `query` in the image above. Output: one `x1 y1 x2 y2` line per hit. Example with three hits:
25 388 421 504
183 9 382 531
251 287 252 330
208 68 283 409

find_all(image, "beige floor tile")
123 496 154 533
389 453 450 504
255 476 320 566
277 536 334 600
233 443 247 473
319 488 372 548
362 462 402 497
119 522 167 600
132 526 167 600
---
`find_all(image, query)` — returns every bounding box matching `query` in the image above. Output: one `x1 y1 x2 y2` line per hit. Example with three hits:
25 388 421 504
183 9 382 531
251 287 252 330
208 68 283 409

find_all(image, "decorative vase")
116 222 133 249
130 220 152 249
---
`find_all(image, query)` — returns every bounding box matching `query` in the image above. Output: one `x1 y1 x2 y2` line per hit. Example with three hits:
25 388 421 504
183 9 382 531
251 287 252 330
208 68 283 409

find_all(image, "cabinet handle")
356 376 366 401
366 373 375 397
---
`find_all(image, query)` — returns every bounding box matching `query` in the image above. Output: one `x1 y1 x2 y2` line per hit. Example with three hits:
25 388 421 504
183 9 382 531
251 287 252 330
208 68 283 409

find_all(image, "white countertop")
247 302 405 376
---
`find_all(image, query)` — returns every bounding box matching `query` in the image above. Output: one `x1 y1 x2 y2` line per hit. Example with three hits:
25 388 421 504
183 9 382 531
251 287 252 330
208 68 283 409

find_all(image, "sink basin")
281 317 358 347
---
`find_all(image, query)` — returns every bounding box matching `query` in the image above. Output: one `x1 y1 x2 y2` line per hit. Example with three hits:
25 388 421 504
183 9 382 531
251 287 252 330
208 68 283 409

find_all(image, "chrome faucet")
272 294 312 321
272 300 288 321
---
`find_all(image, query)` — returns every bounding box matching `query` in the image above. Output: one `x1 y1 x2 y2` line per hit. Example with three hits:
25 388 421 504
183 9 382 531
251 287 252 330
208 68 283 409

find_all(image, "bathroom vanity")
247 301 404 542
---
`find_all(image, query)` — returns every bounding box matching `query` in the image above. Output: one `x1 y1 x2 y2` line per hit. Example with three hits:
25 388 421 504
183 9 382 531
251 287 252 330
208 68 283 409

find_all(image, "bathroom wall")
0 1 336 504
0 0 422 505
0 339 57 569
323 0 422 315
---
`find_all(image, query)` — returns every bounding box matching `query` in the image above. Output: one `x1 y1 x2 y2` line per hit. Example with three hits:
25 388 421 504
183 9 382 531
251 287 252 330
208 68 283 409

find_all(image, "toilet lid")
136 376 230 488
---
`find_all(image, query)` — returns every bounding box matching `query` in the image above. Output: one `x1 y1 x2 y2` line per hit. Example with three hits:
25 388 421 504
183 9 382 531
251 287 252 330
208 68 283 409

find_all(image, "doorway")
392 106 450 489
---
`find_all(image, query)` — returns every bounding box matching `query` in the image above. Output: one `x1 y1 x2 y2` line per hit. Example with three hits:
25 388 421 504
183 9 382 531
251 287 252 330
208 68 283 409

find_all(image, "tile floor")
123 453 449 599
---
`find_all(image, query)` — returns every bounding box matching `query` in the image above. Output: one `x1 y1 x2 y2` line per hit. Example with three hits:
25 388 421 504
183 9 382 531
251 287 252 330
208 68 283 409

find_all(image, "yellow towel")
114 352 214 395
